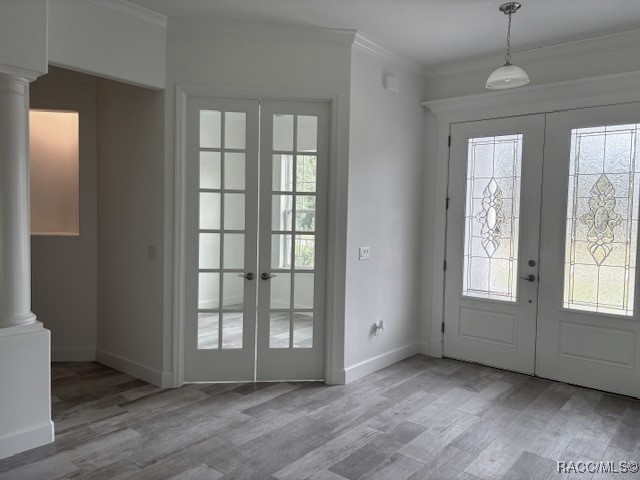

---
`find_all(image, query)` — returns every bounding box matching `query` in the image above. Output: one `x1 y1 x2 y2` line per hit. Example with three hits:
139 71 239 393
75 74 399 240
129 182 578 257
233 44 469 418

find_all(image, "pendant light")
486 2 530 90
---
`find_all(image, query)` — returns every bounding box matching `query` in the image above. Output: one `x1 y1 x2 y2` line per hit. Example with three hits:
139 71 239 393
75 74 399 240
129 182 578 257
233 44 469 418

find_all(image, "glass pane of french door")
257 100 329 381
184 97 259 382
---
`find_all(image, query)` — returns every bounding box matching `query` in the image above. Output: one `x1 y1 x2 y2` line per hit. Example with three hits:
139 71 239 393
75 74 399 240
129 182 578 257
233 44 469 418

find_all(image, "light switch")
359 246 370 261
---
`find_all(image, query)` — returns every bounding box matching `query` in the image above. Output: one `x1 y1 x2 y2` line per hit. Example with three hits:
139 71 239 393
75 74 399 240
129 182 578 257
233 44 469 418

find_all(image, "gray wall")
96 79 165 382
30 66 98 361
345 49 428 371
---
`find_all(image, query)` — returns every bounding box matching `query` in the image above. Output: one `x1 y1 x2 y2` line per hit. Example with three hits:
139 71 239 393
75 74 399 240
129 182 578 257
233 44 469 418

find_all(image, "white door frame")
423 70 640 360
172 83 347 387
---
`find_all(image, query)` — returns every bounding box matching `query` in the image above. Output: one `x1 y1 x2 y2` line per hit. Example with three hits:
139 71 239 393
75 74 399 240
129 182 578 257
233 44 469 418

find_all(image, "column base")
0 322 54 460
0 312 37 329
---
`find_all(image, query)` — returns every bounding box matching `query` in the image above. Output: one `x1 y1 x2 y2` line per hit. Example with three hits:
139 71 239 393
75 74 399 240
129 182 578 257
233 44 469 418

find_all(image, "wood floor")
1 355 639 480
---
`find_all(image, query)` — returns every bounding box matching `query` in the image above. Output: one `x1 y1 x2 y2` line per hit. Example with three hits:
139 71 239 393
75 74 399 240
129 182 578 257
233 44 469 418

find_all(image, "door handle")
520 274 536 283
238 272 255 281
261 272 277 281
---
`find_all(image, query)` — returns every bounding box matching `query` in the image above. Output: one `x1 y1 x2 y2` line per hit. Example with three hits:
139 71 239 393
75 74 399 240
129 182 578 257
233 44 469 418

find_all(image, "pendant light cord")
505 11 512 65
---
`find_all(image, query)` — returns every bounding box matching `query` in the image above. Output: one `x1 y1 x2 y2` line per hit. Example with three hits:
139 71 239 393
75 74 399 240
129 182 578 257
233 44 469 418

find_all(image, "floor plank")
1 357 639 480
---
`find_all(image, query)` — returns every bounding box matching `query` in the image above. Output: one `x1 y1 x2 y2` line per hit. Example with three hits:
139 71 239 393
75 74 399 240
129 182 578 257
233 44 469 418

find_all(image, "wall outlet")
359 246 370 261
373 320 385 336
147 245 157 260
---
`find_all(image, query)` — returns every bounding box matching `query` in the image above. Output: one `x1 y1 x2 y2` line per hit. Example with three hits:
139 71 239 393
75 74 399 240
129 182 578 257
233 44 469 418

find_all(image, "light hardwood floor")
0 355 639 479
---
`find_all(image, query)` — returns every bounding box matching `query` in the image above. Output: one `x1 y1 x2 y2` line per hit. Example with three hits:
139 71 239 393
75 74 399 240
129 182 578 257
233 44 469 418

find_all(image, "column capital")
0 73 29 96
0 65 41 84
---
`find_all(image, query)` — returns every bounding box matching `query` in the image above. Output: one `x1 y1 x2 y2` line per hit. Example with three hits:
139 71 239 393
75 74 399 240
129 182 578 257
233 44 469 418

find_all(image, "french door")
445 104 640 398
184 97 329 382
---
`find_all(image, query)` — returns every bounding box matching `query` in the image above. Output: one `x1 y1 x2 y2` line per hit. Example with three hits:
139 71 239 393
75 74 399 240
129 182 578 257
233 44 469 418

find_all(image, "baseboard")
416 342 430 355
0 420 54 461
51 347 96 362
343 343 419 384
96 349 165 387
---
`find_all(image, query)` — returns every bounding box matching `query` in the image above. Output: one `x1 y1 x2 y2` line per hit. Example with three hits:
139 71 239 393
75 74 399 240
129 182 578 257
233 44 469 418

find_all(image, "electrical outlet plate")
359 246 370 261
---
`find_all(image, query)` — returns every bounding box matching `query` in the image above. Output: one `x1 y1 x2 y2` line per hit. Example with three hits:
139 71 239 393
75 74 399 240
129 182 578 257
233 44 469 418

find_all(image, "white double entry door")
184 97 329 382
445 103 640 398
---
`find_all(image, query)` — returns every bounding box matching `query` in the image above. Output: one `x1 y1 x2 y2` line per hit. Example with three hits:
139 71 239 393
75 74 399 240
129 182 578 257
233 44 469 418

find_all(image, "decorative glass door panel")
463 135 523 302
562 124 640 316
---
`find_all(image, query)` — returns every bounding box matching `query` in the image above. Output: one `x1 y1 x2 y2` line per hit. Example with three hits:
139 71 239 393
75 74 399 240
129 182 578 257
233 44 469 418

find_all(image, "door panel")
256 100 329 381
185 97 259 382
538 103 640 397
444 115 545 374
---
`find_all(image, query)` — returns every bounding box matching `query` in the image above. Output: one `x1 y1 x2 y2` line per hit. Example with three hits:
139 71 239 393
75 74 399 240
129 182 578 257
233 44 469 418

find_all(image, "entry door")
538 103 640 397
444 115 545 374
184 97 329 382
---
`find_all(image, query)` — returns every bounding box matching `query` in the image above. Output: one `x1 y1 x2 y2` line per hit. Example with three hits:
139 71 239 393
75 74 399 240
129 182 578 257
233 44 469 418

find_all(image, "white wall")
30 66 98 362
344 48 428 381
164 20 354 383
49 0 167 89
0 0 47 78
97 79 165 385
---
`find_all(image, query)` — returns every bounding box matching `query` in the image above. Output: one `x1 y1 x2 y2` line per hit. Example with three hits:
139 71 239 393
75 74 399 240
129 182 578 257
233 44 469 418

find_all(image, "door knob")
238 272 255 281
261 272 277 281
520 274 536 282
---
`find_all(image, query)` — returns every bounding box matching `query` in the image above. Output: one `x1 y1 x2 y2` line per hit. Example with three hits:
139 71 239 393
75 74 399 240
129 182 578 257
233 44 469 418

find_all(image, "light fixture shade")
486 63 530 90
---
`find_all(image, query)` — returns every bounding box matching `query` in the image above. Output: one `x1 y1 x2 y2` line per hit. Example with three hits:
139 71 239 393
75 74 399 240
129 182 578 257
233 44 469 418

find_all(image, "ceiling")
128 0 640 67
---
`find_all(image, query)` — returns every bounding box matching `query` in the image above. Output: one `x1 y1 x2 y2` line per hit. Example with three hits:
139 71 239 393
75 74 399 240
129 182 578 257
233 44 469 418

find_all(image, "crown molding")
78 0 167 32
352 32 426 79
423 29 640 81
169 19 357 47
422 70 640 123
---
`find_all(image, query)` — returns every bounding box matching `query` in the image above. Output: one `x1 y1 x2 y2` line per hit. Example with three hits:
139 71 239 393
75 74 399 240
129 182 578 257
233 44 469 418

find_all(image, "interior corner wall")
30 66 98 361
343 48 428 381
97 79 165 386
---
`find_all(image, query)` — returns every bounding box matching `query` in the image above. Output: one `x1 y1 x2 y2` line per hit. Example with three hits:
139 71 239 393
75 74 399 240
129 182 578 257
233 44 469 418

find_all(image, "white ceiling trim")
423 29 640 81
352 32 426 79
168 19 357 47
79 0 168 31
422 70 640 123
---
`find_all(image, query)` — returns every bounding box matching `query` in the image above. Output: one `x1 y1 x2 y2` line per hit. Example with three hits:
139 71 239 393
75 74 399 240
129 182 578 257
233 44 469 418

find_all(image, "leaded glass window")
563 124 640 316
463 135 522 301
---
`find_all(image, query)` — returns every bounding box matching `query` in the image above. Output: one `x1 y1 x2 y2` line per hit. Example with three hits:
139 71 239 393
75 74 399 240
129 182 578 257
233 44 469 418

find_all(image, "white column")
0 73 37 328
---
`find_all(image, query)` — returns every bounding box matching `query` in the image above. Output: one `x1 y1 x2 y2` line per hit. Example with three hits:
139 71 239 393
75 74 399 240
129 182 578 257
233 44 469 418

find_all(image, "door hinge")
443 260 447 271
448 135 451 147
446 197 450 209
441 322 445 333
